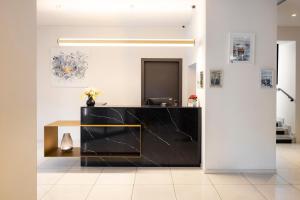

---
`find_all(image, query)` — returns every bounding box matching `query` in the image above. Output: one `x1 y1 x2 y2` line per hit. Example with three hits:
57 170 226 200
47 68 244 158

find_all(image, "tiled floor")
37 144 300 200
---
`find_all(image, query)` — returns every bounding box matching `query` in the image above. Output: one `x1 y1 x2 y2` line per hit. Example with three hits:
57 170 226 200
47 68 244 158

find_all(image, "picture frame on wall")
210 70 223 88
50 48 89 87
229 33 255 64
260 68 274 89
200 71 204 88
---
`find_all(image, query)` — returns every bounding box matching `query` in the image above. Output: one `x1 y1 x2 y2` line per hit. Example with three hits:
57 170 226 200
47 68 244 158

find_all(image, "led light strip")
57 38 195 47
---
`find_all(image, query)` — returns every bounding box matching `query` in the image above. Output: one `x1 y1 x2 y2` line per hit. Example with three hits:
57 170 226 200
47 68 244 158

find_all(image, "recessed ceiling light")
291 13 297 17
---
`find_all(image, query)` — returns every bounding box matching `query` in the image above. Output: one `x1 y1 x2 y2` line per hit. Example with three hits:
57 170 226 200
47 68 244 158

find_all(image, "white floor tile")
175 185 221 200
102 167 137 172
68 167 103 173
42 185 91 200
96 167 136 185
276 156 300 169
132 185 176 200
277 169 300 184
57 171 99 185
215 185 265 200
171 168 211 185
37 170 66 185
136 167 170 173
292 184 300 190
37 185 53 200
244 173 288 185
38 158 78 170
135 168 172 184
255 185 300 200
208 173 250 185
87 185 133 200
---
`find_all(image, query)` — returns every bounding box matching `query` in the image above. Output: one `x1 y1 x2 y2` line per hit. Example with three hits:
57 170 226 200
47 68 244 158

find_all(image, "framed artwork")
210 70 223 88
50 48 89 87
229 33 255 64
260 68 274 89
200 71 204 88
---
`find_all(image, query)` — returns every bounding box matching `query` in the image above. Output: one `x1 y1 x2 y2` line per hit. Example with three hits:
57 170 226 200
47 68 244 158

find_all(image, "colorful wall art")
51 49 89 87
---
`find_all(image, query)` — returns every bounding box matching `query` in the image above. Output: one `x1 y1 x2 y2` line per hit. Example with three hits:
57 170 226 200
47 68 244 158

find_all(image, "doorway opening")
141 58 182 106
276 41 296 143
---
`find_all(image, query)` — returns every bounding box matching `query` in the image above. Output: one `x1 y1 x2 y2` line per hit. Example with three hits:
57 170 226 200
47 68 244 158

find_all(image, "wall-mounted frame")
229 33 255 64
260 68 274 89
200 71 204 88
209 70 223 88
50 48 89 87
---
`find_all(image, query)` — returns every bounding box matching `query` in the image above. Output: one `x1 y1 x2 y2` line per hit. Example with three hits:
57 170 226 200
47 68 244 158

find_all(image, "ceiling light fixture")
292 13 297 17
57 38 195 47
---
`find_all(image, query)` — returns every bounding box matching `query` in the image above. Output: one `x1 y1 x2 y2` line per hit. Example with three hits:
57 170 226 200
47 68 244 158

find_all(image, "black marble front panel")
81 126 141 157
81 106 201 167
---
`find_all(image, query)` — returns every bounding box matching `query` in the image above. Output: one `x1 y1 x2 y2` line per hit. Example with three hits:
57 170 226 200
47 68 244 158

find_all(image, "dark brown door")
141 58 182 105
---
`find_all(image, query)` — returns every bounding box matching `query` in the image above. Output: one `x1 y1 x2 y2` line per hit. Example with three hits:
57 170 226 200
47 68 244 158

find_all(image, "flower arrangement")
83 88 100 100
82 88 100 106
188 94 198 107
188 95 198 101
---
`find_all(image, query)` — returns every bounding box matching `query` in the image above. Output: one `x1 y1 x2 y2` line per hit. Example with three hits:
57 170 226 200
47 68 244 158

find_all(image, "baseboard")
204 169 277 174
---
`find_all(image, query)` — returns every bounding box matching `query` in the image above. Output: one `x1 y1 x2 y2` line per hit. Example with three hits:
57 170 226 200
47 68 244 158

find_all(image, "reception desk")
81 106 201 167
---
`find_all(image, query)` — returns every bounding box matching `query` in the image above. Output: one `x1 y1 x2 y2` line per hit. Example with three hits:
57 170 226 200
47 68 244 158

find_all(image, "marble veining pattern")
81 106 201 167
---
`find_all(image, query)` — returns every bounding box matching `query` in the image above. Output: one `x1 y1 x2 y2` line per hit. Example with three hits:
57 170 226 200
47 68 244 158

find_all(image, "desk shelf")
44 120 141 158
45 147 81 157
44 120 80 158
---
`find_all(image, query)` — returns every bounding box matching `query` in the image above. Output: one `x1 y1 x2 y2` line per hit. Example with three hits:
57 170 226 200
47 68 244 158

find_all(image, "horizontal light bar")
57 38 195 47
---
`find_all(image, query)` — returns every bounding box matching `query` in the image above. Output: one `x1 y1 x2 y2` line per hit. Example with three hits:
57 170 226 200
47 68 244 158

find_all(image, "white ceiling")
37 0 197 27
278 0 300 27
38 0 300 27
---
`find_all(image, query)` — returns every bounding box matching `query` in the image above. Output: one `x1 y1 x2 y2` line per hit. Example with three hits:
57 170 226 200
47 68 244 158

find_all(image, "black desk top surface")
82 105 201 109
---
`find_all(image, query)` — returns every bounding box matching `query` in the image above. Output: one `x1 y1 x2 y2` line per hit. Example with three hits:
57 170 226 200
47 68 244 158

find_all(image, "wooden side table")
44 120 80 157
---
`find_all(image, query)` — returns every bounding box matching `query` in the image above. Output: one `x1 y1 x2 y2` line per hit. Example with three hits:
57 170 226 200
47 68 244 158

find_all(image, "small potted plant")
82 88 100 107
188 94 198 107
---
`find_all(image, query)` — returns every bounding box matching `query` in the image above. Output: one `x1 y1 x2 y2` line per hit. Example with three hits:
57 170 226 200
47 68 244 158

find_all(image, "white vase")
193 101 198 107
61 133 73 151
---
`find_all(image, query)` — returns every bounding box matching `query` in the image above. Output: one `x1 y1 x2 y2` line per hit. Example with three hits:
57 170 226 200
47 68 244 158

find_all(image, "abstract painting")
51 49 89 87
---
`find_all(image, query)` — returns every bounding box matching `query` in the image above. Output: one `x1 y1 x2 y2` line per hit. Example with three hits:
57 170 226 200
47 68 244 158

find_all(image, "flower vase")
61 133 73 152
193 100 198 107
86 96 95 107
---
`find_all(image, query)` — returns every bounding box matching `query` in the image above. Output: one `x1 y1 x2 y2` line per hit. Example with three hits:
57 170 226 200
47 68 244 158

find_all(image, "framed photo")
229 33 255 64
210 70 223 88
260 68 274 89
50 48 89 87
200 71 204 88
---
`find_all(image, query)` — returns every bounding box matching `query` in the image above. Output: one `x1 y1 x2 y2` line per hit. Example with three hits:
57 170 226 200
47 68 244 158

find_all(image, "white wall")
37 26 195 142
278 27 300 142
277 41 296 134
204 0 277 171
185 0 207 167
0 0 36 199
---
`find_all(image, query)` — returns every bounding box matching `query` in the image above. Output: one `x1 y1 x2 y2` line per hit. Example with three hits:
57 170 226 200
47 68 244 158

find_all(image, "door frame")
141 58 182 105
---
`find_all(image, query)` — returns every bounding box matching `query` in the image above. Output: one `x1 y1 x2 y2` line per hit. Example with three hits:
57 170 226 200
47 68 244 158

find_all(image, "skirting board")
204 169 277 174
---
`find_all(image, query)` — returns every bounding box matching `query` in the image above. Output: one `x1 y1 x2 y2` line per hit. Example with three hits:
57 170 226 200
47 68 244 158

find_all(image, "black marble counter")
81 106 201 167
